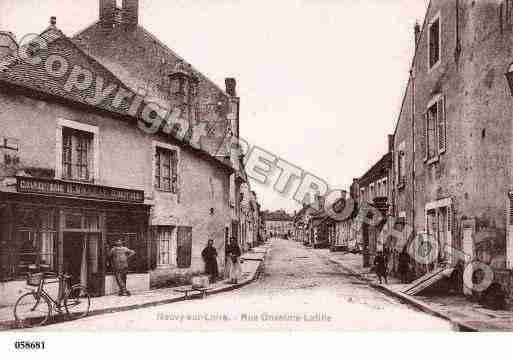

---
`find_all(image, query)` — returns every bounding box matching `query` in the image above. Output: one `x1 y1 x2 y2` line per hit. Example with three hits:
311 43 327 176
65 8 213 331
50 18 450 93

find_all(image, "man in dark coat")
398 250 410 284
202 239 219 283
374 251 388 284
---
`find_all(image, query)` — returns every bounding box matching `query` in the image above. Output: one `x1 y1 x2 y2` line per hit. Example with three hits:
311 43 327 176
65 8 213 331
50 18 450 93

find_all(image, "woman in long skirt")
226 237 242 284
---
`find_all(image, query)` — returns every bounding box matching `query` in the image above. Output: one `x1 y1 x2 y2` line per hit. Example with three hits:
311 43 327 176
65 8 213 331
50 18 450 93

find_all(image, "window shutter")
149 228 158 270
509 195 513 225
446 204 453 265
438 96 446 154
177 226 192 268
424 112 429 161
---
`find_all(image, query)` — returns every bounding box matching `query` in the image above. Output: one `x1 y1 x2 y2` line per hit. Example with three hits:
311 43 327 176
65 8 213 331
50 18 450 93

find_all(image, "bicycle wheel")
13 292 51 328
64 285 90 320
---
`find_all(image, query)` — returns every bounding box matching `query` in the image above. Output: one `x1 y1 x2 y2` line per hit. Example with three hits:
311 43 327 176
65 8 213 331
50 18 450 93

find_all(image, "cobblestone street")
31 239 453 331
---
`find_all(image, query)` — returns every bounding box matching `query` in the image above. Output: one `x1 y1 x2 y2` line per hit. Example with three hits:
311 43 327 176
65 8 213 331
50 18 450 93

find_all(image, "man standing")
226 237 242 284
202 239 219 283
398 249 410 284
109 239 136 296
373 251 388 284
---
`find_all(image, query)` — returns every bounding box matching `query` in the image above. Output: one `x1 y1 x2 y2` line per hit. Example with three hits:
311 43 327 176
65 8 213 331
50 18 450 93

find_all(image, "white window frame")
55 118 99 181
152 140 181 195
428 11 442 72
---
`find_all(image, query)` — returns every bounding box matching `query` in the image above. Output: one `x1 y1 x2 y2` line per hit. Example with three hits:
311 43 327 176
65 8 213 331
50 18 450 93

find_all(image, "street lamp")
505 63 513 96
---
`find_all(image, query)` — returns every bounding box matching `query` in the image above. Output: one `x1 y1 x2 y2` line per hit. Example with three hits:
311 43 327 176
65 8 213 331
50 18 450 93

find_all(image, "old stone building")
263 210 293 239
392 0 513 292
0 1 244 305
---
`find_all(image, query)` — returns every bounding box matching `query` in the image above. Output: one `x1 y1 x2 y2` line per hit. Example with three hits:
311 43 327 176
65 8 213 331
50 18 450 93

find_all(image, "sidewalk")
0 243 271 331
318 249 513 332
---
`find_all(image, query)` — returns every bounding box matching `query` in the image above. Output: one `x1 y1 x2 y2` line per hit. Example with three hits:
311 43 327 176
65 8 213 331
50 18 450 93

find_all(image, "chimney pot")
388 134 394 153
225 78 237 97
414 21 421 46
100 0 116 27
122 0 139 28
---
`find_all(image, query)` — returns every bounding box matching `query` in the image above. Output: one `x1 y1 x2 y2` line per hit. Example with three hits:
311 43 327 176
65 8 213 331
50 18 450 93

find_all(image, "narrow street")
32 239 454 331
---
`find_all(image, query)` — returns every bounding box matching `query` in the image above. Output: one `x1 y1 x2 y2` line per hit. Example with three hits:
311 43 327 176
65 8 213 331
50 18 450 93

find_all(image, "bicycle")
13 272 91 328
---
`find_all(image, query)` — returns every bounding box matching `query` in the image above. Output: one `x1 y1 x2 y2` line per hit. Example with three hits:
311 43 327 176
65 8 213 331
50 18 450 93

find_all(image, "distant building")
263 210 293 238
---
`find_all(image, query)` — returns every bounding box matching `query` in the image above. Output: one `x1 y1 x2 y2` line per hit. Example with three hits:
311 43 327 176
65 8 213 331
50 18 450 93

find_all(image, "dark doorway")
63 233 84 286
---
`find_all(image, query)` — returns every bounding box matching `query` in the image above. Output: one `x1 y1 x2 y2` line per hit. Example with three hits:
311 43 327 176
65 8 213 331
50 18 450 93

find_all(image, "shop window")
155 146 178 193
177 226 192 268
12 207 57 278
62 127 94 181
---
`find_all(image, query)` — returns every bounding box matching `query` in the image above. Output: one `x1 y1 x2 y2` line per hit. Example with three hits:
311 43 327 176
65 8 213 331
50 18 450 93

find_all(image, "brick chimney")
100 0 116 27
388 134 394 153
0 31 17 59
100 0 138 28
225 78 237 97
122 0 139 28
414 21 421 46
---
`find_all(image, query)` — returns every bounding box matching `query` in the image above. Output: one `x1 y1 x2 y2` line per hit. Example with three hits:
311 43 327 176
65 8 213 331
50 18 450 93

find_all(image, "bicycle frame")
31 274 70 311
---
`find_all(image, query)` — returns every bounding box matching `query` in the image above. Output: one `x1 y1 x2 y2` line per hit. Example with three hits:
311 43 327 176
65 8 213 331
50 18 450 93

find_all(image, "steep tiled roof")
72 20 231 158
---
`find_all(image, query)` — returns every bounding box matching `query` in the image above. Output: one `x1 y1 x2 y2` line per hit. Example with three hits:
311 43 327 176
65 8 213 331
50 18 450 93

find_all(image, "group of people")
373 248 411 285
201 237 243 284
108 237 243 297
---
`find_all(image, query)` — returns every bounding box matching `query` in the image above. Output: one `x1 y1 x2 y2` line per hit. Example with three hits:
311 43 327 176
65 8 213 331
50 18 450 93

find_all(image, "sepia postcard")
1 0 513 355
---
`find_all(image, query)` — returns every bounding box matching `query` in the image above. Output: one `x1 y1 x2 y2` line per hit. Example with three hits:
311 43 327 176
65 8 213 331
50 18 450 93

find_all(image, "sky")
0 0 428 213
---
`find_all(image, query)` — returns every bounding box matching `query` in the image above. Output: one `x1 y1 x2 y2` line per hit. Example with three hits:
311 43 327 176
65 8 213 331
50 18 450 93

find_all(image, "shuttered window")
427 104 437 160
428 16 441 69
177 226 192 268
155 227 173 267
62 127 93 181
425 96 447 162
155 147 178 193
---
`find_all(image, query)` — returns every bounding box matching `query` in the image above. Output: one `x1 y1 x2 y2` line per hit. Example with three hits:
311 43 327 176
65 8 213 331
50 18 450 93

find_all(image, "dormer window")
169 61 199 113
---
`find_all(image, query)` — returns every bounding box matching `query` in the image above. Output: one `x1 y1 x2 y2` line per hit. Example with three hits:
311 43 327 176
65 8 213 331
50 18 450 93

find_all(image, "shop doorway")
63 232 103 295
63 233 85 286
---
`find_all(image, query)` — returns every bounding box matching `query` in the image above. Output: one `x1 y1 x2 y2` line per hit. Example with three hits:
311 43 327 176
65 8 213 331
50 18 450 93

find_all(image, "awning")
402 266 454 296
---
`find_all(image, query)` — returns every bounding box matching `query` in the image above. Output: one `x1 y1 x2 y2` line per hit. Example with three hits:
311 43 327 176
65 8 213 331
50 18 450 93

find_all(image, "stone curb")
326 256 479 332
0 247 269 331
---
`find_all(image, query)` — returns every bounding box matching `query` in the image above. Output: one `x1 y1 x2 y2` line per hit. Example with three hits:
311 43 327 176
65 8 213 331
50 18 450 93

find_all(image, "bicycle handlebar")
41 272 72 279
